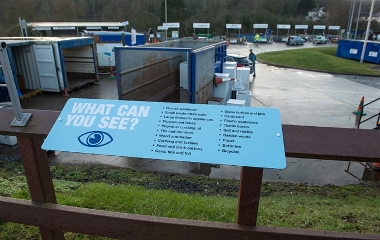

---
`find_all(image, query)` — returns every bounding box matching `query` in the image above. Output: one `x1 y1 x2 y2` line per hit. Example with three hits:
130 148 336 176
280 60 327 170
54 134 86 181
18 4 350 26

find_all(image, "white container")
0 135 17 146
236 67 251 91
236 91 252 107
223 66 237 79
226 99 246 106
214 73 230 78
214 73 232 102
224 61 237 68
214 81 232 102
233 76 244 90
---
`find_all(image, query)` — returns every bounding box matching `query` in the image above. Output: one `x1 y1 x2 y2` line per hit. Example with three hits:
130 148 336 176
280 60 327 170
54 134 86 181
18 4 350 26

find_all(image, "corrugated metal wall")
192 46 216 104
115 39 226 104
11 45 41 91
116 47 185 101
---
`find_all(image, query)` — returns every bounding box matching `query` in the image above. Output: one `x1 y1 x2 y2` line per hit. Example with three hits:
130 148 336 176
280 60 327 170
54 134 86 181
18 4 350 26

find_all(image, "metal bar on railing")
362 97 380 107
358 97 380 129
1 108 380 239
359 113 379 124
0 42 31 126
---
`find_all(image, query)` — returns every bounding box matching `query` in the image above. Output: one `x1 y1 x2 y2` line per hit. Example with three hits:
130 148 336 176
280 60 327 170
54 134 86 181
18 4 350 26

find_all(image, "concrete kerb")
256 58 380 77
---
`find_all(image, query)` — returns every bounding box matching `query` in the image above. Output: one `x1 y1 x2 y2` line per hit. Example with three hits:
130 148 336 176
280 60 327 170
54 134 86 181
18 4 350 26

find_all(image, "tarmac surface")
2 40 380 186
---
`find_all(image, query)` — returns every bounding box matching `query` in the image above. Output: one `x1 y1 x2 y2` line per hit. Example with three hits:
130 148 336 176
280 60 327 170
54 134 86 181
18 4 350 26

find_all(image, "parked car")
301 36 310 42
225 54 253 74
286 36 304 45
331 37 340 43
313 36 328 44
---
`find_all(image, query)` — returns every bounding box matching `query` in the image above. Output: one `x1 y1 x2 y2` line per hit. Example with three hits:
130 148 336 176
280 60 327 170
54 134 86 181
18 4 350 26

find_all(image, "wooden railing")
0 108 379 240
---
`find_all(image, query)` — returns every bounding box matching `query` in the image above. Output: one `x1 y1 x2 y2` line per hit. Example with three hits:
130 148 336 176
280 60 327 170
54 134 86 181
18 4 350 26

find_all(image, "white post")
165 0 167 41
348 0 356 39
360 0 375 63
354 0 363 39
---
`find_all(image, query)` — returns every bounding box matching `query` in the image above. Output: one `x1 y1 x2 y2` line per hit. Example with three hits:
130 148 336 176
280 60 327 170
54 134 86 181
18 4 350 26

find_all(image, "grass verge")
1 159 380 239
257 47 380 76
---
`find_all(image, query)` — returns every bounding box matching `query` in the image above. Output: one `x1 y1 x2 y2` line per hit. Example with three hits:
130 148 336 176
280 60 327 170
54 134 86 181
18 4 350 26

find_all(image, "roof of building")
28 22 124 27
83 30 144 36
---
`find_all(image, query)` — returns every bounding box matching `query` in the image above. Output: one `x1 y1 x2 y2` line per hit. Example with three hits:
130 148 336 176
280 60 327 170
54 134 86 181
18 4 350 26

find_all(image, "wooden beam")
0 196 378 240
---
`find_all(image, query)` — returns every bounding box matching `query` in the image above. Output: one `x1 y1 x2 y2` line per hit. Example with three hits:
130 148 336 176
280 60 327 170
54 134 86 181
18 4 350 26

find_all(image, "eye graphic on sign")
78 131 113 147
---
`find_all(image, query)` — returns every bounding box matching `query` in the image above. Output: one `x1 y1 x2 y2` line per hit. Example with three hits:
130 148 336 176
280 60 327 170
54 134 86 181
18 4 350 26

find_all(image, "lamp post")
354 0 363 40
165 0 167 41
348 0 356 39
360 0 375 63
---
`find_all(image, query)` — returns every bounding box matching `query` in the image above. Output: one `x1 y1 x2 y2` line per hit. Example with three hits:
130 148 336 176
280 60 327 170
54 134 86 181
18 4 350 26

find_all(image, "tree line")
1 0 379 37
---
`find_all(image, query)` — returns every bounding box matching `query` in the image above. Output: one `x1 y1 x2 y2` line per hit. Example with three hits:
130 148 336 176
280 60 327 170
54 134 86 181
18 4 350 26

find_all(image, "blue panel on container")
0 87 9 102
363 41 380 64
59 38 94 48
336 39 380 64
42 98 286 169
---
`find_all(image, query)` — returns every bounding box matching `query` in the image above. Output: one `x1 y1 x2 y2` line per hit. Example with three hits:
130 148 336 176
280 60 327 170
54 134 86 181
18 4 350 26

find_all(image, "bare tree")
325 0 351 28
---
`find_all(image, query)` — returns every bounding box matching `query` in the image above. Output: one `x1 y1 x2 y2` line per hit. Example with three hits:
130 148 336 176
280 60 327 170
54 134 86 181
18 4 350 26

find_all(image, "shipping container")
82 31 145 45
115 39 227 104
0 37 98 97
81 31 146 67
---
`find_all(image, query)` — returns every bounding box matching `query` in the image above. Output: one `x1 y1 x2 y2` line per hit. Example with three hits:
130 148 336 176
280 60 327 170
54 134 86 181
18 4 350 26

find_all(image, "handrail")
0 108 380 240
357 97 380 129
1 196 378 240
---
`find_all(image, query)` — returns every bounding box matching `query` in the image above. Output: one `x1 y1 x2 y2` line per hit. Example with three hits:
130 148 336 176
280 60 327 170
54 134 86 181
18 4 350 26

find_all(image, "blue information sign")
42 98 286 169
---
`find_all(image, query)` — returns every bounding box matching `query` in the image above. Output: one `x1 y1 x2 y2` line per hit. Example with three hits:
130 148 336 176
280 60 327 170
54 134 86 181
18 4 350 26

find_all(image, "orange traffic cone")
108 67 116 79
63 87 69 97
353 96 366 116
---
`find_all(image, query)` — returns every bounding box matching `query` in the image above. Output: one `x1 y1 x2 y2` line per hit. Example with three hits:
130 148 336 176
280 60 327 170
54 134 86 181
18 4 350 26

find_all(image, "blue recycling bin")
336 39 380 64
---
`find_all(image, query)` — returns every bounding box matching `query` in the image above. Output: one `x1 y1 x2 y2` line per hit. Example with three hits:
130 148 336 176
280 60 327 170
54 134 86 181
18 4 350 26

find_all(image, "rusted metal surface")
0 196 378 240
120 56 180 75
117 48 184 101
123 69 179 101
282 125 380 162
195 80 214 104
237 167 263 225
192 47 216 104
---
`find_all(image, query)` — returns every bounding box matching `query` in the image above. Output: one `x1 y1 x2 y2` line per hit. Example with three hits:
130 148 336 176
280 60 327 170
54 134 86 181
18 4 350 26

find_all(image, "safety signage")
295 25 308 29
277 24 290 29
42 99 286 169
193 23 210 28
254 24 268 29
328 26 340 30
163 23 180 28
313 25 326 30
226 24 242 29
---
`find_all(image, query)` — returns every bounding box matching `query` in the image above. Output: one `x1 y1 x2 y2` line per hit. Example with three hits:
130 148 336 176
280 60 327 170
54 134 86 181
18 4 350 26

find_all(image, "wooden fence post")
18 136 65 240
236 166 263 225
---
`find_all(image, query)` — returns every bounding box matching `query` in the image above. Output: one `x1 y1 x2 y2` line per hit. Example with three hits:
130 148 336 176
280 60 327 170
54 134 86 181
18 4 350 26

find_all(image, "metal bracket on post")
0 42 31 126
